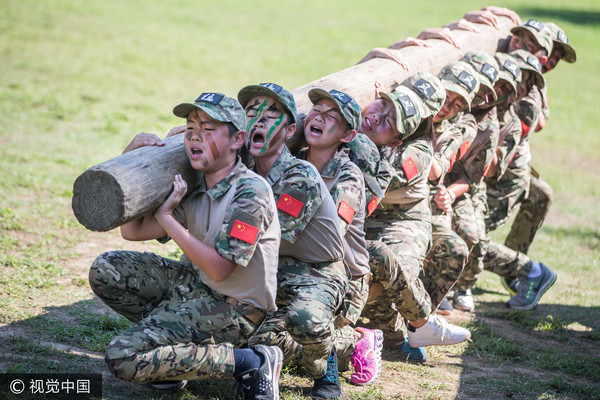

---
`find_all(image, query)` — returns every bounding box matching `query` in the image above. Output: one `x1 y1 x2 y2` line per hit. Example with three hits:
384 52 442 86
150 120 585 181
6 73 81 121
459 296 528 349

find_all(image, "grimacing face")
244 95 290 158
304 98 351 150
361 98 400 147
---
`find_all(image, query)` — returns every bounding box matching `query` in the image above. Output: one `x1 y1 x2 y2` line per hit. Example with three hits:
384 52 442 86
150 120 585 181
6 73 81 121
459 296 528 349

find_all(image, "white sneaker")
407 314 471 347
453 289 475 312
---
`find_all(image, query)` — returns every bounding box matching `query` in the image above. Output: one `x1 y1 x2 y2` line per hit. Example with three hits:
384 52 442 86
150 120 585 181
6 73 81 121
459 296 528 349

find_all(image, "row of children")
89 7 576 400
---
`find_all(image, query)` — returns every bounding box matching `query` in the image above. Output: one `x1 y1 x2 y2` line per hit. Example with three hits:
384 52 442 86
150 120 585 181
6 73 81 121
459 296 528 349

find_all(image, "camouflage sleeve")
496 110 522 178
459 114 499 186
214 175 276 267
275 164 324 244
387 137 432 191
540 85 549 121
330 161 364 235
433 124 465 184
516 88 542 135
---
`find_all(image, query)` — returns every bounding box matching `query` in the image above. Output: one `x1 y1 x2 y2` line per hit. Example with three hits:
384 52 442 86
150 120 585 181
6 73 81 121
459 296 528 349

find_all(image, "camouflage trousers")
332 273 372 371
362 216 433 348
247 257 347 379
89 251 261 382
504 173 553 254
452 189 488 291
422 212 468 309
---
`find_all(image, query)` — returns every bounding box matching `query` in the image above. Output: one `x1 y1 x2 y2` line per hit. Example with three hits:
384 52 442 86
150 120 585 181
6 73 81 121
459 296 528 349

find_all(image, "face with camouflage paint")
543 46 564 73
508 32 548 64
492 79 516 107
244 95 291 158
184 109 243 173
472 85 496 109
360 98 401 147
433 90 468 123
304 98 353 150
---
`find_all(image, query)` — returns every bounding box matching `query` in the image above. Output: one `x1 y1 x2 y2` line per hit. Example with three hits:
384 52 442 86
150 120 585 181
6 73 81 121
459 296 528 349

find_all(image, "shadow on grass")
515 7 600 25
0 299 235 400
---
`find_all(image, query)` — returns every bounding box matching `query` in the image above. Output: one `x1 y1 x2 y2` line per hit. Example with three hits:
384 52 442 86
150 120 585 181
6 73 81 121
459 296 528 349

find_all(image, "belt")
225 296 267 326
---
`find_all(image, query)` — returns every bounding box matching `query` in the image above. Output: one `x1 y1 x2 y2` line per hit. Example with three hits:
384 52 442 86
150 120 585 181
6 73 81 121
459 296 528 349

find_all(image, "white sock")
528 262 542 279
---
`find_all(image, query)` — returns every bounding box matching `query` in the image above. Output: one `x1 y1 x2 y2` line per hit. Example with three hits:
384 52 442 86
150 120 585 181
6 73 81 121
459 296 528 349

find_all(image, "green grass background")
1 0 599 399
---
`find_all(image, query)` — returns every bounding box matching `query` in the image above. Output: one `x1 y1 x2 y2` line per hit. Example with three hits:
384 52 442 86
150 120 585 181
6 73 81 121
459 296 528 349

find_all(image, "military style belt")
225 296 267 326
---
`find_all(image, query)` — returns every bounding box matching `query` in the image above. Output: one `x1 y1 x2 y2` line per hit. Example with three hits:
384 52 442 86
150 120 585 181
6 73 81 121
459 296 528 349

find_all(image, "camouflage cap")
237 82 298 123
401 72 446 118
173 92 246 131
308 88 362 131
509 49 546 89
510 19 554 56
379 85 427 141
494 52 521 94
545 22 576 63
438 61 481 110
461 51 500 101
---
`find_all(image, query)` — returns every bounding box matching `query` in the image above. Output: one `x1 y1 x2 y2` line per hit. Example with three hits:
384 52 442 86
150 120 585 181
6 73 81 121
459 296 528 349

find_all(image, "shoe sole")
501 277 517 296
508 271 557 311
271 346 283 400
351 329 384 386
452 303 474 312
408 330 471 348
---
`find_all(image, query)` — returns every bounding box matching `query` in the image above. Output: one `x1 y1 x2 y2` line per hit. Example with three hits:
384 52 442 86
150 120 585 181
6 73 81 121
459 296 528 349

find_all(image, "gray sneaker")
453 289 474 312
507 263 557 310
501 276 519 296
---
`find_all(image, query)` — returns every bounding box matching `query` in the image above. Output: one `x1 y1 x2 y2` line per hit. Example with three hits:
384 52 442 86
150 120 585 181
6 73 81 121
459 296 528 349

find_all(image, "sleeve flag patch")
230 220 259 244
338 200 355 224
459 141 469 159
520 120 531 139
402 157 419 181
448 151 457 173
277 193 304 218
367 197 378 216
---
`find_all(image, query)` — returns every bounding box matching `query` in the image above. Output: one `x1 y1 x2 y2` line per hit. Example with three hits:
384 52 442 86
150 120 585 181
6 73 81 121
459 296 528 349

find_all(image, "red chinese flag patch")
402 157 419 181
520 120 530 139
338 200 355 224
459 141 469 159
367 197 378 216
448 151 457 173
230 220 259 244
277 193 304 218
483 162 492 177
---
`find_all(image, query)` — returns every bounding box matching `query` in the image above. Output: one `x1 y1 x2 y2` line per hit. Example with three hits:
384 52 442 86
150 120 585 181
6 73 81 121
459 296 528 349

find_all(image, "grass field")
1 0 599 399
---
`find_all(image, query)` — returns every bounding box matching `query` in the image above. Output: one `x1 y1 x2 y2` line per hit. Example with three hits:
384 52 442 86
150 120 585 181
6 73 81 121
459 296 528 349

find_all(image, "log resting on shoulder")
72 15 516 232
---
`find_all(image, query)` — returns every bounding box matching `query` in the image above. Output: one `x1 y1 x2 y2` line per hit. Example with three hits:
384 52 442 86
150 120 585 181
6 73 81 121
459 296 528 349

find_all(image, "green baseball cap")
438 61 481 110
511 19 554 56
509 49 546 89
173 92 246 131
308 88 362 131
494 52 521 94
461 51 500 101
401 72 446 118
379 85 427 141
545 22 576 63
237 82 298 123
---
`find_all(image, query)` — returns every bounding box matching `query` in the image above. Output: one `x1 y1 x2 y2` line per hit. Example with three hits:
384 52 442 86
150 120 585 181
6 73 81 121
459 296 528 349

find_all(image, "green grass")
2 0 600 399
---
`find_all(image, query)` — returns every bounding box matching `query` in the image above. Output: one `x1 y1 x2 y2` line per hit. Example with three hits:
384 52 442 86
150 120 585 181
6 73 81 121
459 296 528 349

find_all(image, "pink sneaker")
350 327 384 386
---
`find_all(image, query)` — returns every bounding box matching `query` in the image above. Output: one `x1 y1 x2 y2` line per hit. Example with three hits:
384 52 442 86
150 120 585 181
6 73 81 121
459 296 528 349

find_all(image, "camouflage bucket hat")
509 49 546 89
237 82 298 123
308 88 362 131
545 22 577 63
173 92 246 131
461 51 500 101
401 72 446 118
494 52 521 94
510 19 554 56
438 61 481 110
379 85 427 141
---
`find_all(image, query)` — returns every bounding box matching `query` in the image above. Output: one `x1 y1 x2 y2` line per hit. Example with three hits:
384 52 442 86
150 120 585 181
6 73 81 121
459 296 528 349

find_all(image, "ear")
539 54 549 66
340 129 357 144
385 138 402 148
231 130 247 150
284 123 297 141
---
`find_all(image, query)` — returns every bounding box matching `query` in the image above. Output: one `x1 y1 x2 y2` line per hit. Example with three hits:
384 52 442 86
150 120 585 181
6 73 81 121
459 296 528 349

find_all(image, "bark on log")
72 15 515 231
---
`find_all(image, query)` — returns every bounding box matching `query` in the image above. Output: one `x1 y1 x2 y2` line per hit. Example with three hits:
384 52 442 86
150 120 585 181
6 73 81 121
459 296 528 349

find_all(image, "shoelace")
321 355 339 382
431 315 448 343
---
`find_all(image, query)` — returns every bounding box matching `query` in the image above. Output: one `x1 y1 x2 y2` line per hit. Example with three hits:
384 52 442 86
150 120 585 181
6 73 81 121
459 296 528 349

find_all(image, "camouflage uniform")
89 159 280 382
450 106 500 291
423 111 476 309
247 146 347 379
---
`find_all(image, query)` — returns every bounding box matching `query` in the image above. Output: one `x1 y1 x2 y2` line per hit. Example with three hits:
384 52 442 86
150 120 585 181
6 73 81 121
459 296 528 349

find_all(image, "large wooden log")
72 15 515 231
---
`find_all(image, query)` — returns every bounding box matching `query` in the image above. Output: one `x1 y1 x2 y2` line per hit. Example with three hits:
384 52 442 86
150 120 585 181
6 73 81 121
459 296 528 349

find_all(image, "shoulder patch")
402 157 419 181
277 187 308 218
459 141 469 159
520 120 530 139
228 209 261 245
338 200 355 224
367 197 378 217
448 151 457 173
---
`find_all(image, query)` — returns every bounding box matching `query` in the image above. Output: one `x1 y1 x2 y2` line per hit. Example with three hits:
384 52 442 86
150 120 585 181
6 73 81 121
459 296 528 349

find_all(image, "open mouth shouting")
307 123 324 138
189 145 204 160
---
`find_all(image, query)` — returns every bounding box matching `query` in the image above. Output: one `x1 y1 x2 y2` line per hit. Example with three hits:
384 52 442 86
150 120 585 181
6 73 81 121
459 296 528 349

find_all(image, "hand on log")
122 132 165 154
418 28 462 49
444 18 481 33
358 48 410 71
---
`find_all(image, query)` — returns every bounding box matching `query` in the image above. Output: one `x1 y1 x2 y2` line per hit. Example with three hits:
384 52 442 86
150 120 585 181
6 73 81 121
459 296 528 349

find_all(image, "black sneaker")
310 350 341 399
507 263 557 310
150 380 187 390
234 345 283 400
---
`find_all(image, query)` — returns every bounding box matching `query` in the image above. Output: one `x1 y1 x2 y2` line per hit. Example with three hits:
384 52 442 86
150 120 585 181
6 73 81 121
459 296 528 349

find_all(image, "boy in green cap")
89 93 283 399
